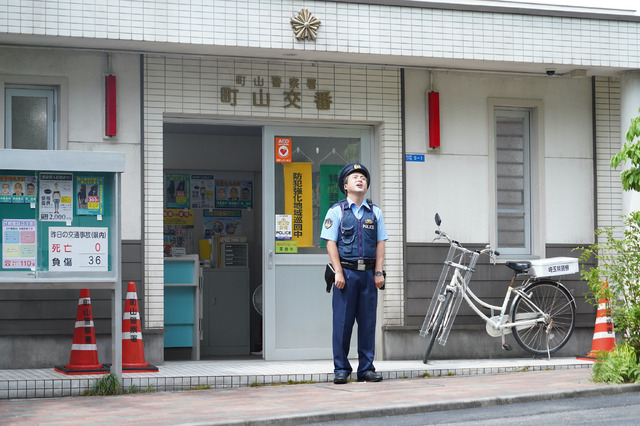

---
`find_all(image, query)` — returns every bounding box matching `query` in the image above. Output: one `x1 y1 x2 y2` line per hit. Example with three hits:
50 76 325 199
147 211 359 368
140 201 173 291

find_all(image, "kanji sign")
49 227 108 271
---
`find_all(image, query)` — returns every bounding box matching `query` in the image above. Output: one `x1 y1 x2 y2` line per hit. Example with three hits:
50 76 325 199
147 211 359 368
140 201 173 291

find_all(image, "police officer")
320 162 388 384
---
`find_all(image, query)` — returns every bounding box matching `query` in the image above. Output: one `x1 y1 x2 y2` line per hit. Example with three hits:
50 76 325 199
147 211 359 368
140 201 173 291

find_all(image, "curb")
215 383 640 426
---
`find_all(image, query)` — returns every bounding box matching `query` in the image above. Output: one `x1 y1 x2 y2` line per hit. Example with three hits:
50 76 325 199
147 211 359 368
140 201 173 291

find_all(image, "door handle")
268 249 273 270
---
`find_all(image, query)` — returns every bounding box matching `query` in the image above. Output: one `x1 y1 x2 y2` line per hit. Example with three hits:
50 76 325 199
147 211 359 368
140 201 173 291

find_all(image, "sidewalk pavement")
2 357 639 425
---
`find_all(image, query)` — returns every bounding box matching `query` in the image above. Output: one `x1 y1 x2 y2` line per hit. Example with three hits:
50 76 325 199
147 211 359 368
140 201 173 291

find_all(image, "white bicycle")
420 214 577 363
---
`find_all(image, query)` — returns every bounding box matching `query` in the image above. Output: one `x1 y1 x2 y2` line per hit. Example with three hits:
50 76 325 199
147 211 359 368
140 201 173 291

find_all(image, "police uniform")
320 163 388 381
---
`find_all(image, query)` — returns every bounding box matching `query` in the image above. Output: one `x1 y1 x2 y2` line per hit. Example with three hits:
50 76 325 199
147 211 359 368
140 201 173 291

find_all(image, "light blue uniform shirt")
320 197 389 243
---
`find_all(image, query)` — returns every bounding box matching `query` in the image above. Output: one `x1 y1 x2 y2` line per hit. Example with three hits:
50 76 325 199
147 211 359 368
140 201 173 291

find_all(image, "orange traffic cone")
55 289 109 375
578 283 616 361
122 282 158 372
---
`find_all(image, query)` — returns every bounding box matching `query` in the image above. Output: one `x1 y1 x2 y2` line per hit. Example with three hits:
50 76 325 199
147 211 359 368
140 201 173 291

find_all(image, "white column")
619 71 640 216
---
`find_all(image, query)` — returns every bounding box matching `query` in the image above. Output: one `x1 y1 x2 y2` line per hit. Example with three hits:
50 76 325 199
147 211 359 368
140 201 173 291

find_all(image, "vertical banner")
283 162 313 247
319 164 343 248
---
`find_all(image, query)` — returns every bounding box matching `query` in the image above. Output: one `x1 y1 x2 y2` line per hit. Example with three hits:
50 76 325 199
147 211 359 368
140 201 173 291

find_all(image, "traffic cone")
55 289 109 375
121 282 158 372
578 283 616 361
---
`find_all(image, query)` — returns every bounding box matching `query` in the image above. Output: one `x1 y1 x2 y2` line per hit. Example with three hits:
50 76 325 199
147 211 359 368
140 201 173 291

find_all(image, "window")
5 86 57 149
495 108 531 256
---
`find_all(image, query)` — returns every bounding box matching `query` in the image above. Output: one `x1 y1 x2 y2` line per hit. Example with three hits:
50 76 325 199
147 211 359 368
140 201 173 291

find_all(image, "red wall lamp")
428 91 440 149
105 75 117 137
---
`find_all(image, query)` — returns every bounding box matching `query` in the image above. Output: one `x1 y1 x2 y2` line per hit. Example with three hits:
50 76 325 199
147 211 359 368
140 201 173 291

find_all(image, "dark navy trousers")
332 268 377 378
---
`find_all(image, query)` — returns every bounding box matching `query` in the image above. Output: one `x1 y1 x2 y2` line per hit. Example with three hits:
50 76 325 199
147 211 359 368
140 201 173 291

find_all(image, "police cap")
338 162 370 194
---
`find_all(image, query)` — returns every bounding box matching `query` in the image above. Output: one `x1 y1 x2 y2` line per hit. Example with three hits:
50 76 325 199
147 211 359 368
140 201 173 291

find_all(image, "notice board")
0 149 124 287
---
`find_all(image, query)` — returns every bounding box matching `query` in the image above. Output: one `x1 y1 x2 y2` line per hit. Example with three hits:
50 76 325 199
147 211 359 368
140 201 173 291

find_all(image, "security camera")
546 69 556 76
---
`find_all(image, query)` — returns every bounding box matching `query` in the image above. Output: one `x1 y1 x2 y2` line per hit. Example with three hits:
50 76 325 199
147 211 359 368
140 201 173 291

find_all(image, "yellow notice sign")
283 162 313 247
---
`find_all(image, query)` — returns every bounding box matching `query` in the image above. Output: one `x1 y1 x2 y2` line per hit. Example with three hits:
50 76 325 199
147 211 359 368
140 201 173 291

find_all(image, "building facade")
1 0 639 368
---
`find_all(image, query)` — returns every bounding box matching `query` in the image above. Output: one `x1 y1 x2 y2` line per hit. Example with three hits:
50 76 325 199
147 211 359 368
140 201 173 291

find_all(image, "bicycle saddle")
505 261 531 272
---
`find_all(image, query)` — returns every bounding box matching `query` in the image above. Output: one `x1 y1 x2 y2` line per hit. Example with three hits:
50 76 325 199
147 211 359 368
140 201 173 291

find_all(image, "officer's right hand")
334 270 345 290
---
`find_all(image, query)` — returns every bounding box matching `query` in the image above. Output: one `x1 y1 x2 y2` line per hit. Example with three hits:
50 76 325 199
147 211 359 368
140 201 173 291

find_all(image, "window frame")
1 75 67 150
494 108 531 256
5 85 57 150
488 98 545 260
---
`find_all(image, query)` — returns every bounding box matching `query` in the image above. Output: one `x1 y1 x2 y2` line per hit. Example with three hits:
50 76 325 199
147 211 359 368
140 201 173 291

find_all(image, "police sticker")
324 218 333 228
363 218 375 230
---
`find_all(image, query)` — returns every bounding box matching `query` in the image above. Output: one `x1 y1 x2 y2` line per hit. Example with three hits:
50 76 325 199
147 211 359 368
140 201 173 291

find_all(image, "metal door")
262 125 372 360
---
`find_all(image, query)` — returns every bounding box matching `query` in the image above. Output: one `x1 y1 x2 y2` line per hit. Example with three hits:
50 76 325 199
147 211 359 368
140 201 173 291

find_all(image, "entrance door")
262 125 373 360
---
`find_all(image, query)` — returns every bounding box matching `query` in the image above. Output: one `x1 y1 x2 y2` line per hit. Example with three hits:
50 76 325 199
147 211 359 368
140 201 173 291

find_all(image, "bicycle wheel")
423 290 453 364
511 280 576 356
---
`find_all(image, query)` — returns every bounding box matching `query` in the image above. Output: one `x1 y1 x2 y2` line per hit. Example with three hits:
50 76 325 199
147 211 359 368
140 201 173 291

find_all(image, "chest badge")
363 218 375 230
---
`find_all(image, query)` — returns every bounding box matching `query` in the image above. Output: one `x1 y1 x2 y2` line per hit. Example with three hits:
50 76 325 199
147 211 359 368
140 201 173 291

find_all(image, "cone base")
54 365 110 375
576 356 596 362
103 362 159 373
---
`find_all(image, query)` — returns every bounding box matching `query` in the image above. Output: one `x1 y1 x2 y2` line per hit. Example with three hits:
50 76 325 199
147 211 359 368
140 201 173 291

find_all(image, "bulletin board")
0 148 126 378
0 149 124 289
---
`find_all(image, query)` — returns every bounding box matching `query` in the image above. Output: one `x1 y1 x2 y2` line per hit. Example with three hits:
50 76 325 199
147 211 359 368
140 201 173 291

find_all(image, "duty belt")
340 258 375 271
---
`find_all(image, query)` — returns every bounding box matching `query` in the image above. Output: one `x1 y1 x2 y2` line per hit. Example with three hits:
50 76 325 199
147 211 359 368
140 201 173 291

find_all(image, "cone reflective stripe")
54 289 108 375
121 282 158 372
578 283 616 361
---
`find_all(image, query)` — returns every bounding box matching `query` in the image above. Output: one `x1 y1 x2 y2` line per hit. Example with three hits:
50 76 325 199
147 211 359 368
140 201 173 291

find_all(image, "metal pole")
111 172 123 384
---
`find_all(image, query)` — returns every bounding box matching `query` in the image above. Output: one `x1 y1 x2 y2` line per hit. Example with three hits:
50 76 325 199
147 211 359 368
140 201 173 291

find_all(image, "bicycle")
420 214 578 364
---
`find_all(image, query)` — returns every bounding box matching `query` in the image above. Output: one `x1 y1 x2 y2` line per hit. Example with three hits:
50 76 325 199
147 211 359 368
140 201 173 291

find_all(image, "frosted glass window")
5 87 56 150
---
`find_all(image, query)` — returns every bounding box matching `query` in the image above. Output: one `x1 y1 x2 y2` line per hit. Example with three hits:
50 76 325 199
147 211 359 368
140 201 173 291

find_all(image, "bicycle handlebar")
434 229 500 261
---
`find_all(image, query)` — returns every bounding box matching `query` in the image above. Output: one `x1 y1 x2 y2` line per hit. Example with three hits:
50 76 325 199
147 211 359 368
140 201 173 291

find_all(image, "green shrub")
591 344 640 384
578 213 640 355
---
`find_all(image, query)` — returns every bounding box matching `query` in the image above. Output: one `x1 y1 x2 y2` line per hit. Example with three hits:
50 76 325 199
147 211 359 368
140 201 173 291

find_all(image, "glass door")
262 125 372 360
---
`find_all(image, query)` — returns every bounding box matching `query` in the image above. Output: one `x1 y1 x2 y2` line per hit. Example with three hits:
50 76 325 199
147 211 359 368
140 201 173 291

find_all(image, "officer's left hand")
374 274 385 289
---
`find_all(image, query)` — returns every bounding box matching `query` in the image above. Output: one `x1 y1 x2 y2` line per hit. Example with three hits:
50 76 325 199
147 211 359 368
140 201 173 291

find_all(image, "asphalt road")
309 392 640 425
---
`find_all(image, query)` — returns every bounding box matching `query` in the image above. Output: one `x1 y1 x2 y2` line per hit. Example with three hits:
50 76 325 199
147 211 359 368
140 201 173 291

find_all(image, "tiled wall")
593 77 624 239
144 55 403 328
2 1 639 69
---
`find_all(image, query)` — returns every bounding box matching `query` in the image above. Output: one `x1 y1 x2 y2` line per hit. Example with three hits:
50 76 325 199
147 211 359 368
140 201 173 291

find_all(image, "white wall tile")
144 55 404 324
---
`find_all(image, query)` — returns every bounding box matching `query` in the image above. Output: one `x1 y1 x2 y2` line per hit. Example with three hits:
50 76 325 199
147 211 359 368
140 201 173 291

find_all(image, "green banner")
319 164 343 248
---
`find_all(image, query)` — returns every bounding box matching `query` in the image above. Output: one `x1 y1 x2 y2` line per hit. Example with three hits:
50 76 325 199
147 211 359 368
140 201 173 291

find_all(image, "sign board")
275 137 292 163
2 219 37 269
0 149 124 283
405 154 425 162
48 227 108 271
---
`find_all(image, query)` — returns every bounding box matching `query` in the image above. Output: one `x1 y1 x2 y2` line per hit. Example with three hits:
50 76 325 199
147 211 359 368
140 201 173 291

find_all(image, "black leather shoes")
333 372 349 384
357 370 383 382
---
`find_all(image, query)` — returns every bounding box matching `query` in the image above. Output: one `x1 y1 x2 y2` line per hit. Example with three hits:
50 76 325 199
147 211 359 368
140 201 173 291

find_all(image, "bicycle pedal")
502 343 512 351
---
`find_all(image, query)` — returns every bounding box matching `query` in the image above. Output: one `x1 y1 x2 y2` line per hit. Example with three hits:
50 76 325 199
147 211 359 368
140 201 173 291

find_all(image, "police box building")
1 0 639 368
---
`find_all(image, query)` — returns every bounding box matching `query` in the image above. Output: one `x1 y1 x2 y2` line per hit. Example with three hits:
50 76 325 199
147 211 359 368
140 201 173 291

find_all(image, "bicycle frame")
420 240 554 348
463 277 547 334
